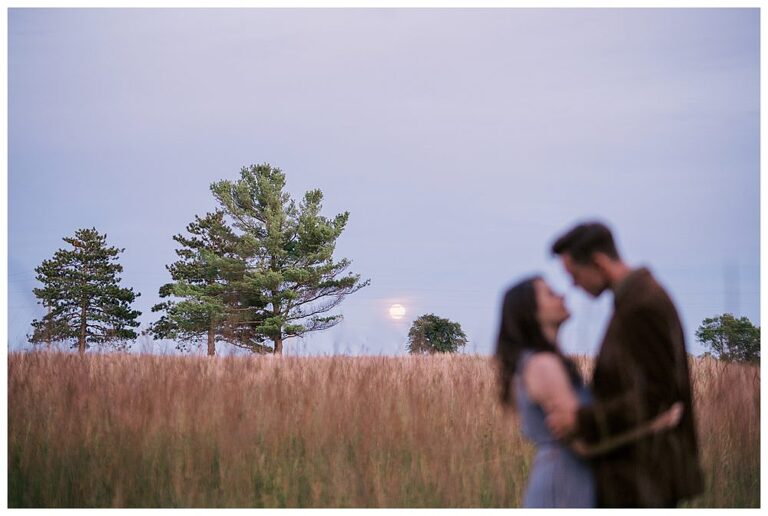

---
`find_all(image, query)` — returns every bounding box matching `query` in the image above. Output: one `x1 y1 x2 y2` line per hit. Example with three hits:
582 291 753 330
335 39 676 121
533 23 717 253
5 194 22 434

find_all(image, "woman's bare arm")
522 352 580 428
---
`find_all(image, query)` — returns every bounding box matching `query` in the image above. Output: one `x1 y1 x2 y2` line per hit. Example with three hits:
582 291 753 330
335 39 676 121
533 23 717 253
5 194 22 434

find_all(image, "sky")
7 8 760 357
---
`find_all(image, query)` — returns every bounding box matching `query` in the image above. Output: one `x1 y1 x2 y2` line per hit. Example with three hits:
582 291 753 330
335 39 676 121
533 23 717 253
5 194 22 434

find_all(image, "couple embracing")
495 222 704 508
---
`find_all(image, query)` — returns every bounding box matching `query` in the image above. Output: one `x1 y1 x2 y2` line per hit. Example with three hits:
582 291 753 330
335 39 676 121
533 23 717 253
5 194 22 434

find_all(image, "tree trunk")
271 288 283 355
207 325 216 356
45 306 52 349
79 304 87 355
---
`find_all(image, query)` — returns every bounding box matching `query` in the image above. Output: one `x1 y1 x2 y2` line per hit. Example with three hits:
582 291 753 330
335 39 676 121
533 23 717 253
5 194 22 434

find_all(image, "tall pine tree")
29 228 141 354
149 211 270 355
210 163 370 354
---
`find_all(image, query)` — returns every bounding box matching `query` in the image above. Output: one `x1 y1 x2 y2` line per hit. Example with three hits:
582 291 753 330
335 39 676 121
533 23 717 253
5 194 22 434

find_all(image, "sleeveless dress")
514 350 596 508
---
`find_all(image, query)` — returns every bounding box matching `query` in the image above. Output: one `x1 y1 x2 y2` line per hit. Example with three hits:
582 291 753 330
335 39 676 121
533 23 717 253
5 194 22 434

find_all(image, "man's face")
561 253 609 298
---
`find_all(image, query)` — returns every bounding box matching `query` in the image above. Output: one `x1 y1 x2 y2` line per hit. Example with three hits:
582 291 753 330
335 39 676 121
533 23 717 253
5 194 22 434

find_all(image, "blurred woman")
495 276 681 508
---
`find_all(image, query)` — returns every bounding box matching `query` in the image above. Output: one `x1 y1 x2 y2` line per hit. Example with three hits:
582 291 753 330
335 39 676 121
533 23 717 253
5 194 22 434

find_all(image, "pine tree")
210 163 370 354
148 211 270 355
29 228 141 354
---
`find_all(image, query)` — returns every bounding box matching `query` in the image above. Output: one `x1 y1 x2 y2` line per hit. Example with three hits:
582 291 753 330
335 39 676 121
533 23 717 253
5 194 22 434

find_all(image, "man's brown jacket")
575 267 704 507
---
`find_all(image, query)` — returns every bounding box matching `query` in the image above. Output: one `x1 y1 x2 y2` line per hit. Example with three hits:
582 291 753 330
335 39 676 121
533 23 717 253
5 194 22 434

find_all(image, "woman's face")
534 278 570 327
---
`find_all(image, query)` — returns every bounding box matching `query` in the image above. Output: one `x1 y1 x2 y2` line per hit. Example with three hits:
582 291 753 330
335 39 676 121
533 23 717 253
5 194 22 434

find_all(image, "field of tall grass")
8 351 760 508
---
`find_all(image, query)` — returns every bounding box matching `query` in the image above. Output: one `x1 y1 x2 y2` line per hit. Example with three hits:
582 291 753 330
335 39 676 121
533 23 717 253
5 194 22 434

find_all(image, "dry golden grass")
7 351 759 507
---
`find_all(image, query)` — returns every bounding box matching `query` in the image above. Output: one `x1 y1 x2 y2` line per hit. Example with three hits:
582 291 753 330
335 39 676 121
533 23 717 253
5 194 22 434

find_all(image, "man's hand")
546 405 578 440
650 402 684 432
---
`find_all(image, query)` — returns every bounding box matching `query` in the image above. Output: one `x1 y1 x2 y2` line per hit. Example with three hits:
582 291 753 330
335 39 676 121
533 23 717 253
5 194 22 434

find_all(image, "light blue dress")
515 350 596 508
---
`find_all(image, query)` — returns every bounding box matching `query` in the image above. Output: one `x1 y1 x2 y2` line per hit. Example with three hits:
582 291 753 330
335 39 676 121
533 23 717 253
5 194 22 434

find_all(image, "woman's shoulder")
521 351 579 409
521 351 566 385
523 350 562 371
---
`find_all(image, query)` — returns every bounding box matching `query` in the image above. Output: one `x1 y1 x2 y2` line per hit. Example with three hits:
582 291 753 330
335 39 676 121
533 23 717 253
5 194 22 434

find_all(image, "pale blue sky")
8 8 760 356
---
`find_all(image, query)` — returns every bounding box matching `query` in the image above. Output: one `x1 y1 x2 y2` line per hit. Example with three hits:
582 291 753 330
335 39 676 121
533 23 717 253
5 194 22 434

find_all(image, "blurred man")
547 221 703 507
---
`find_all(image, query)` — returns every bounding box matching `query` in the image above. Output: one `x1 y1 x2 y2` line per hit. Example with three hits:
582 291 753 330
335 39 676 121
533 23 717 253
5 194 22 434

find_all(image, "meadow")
8 351 760 508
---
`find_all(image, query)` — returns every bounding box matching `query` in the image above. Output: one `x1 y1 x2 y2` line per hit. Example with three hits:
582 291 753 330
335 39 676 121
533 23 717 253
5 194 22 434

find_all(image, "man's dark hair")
551 221 620 264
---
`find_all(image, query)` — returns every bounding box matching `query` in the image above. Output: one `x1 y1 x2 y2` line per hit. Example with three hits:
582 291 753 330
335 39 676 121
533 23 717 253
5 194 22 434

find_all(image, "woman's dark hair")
495 275 582 409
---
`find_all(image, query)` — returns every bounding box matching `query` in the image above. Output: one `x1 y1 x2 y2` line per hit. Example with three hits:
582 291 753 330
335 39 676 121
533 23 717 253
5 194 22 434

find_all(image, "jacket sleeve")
575 305 679 444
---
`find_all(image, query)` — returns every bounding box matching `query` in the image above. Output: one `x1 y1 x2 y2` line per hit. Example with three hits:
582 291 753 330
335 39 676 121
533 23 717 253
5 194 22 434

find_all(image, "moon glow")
389 304 406 320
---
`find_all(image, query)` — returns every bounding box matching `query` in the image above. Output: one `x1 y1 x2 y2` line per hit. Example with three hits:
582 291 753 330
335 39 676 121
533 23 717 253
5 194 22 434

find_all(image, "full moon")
389 304 406 320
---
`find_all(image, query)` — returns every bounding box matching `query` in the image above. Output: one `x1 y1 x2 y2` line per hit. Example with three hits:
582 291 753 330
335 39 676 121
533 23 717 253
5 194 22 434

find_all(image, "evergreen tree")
149 211 270 355
29 228 141 354
407 314 468 354
210 163 370 354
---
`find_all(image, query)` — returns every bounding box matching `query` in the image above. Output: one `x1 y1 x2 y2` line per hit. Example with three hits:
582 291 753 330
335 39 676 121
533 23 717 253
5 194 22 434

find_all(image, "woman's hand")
570 438 590 457
546 406 578 440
